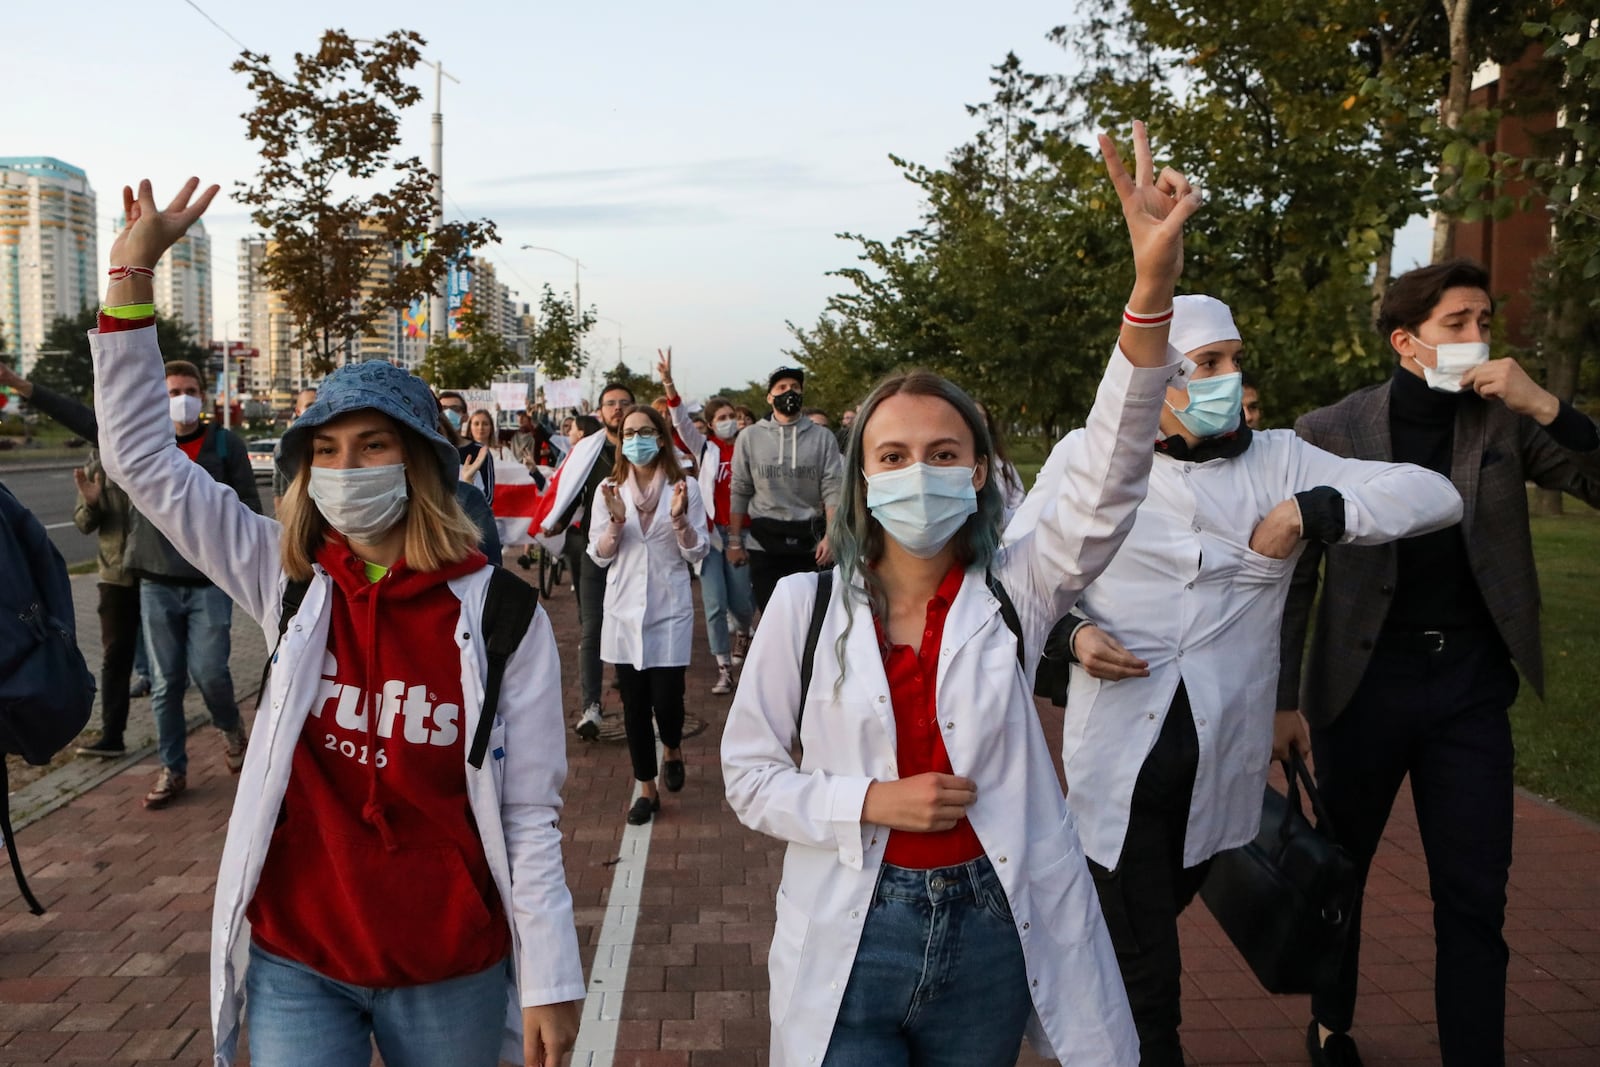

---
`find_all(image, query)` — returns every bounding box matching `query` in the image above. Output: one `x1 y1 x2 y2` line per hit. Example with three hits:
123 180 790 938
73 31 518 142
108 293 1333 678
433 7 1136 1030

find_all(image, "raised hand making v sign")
1098 121 1203 368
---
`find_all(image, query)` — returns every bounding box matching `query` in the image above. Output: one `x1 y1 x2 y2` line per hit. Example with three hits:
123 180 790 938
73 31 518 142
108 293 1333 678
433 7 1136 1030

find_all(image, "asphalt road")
3 461 98 565
3 459 275 567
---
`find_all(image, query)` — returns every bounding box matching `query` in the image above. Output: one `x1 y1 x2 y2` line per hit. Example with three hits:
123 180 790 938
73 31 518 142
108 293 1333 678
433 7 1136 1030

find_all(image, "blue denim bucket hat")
276 360 458 483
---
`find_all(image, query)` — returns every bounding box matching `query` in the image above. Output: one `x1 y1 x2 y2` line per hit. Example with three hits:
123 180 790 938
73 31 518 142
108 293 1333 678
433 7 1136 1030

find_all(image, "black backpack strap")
984 570 1027 673
0 761 44 915
796 569 833 738
469 567 541 769
257 577 312 708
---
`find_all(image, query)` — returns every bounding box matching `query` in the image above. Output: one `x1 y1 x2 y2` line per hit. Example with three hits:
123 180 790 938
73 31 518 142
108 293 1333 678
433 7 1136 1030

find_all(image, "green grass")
1510 502 1600 822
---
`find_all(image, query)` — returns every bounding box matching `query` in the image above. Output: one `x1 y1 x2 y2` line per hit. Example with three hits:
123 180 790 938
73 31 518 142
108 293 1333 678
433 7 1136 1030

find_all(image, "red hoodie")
248 538 510 986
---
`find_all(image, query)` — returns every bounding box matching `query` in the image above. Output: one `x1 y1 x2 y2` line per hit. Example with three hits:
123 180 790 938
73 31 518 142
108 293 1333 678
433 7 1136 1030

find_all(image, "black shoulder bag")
1199 748 1357 995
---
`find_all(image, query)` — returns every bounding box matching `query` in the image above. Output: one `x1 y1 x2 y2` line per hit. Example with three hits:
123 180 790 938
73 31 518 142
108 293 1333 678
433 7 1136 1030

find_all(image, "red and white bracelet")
106 266 155 282
1122 305 1174 328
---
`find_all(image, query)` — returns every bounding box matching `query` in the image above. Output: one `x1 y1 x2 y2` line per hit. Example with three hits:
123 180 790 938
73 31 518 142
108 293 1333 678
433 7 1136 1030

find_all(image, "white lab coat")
589 475 709 668
722 348 1182 1067
90 325 587 1067
1046 429 1463 869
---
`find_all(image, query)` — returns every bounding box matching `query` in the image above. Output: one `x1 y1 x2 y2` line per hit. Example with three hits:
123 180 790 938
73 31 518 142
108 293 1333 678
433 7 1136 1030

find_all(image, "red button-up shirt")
876 564 985 868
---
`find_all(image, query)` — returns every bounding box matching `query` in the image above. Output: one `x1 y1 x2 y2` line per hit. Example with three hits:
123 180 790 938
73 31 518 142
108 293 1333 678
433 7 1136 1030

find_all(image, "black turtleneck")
1385 368 1495 634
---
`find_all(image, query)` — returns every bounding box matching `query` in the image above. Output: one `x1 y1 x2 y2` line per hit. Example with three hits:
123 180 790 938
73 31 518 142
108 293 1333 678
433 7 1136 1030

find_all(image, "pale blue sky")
9 1 1430 399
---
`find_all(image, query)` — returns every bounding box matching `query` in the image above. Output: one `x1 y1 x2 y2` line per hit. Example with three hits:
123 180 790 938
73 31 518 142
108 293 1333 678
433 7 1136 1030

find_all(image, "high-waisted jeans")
823 856 1031 1066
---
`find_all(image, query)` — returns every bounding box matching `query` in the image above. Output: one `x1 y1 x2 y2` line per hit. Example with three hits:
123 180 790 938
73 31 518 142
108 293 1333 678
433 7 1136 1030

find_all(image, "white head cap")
1169 295 1241 359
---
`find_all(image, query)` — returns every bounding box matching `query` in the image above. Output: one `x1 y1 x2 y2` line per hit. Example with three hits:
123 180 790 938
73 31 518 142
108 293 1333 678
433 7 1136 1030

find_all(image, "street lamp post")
520 245 585 369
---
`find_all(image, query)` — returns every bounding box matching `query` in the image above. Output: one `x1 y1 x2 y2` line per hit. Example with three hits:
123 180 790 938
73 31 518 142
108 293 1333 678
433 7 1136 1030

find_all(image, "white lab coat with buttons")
1033 429 1463 870
589 475 709 668
723 349 1182 1067
89 325 587 1067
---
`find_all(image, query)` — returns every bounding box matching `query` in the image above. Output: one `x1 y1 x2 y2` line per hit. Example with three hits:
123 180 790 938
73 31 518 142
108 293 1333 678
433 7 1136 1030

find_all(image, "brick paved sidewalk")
3 564 1599 1065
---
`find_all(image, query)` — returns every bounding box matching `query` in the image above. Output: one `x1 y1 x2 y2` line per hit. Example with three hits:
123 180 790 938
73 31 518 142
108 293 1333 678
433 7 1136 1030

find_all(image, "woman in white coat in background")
721 122 1199 1067
590 403 709 825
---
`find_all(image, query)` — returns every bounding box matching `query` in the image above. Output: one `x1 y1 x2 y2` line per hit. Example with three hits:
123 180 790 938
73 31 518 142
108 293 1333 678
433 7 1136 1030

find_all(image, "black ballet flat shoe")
627 795 660 825
663 759 686 793
1306 1020 1363 1067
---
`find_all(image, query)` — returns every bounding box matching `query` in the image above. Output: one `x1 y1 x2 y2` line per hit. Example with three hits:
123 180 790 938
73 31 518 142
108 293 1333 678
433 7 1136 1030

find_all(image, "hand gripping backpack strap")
469 567 540 770
796 569 833 737
258 577 312 707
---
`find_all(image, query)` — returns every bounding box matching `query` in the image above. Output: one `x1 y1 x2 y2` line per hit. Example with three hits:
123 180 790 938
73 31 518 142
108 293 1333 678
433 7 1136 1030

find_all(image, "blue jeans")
246 944 508 1067
141 581 242 775
824 857 1032 1067
699 540 753 659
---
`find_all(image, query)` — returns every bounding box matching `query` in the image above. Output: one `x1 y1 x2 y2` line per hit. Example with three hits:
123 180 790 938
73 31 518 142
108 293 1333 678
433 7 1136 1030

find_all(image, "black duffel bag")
1199 748 1356 995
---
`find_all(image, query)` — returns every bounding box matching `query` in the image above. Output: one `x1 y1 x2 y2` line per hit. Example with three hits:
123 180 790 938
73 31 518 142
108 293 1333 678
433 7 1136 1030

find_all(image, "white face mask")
865 463 979 559
169 394 203 426
714 418 739 441
1407 335 1489 394
308 464 409 545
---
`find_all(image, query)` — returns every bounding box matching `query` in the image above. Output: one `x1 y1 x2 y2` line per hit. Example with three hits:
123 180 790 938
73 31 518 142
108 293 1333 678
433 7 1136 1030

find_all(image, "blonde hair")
278 425 482 580
610 404 685 485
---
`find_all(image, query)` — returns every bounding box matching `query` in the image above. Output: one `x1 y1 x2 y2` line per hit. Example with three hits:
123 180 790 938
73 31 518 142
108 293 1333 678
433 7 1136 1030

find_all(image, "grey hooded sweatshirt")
729 415 843 550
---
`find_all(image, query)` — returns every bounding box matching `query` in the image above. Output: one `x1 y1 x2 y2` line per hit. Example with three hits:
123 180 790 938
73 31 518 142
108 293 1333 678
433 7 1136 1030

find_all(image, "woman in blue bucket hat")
90 178 582 1067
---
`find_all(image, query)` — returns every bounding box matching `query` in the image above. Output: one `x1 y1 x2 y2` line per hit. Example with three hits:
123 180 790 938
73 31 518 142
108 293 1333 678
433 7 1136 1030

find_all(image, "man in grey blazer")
1280 259 1600 1067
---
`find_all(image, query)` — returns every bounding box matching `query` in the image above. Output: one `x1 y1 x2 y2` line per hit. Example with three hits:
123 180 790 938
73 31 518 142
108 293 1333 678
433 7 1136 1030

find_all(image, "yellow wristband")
102 303 156 320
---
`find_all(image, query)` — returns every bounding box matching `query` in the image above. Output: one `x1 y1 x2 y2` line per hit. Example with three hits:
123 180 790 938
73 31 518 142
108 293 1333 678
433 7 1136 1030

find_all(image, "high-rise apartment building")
0 157 98 374
239 232 527 409
154 220 212 346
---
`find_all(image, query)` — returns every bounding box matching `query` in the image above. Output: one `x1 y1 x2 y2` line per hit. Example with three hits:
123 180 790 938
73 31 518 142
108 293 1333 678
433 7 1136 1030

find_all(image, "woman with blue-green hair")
722 122 1199 1067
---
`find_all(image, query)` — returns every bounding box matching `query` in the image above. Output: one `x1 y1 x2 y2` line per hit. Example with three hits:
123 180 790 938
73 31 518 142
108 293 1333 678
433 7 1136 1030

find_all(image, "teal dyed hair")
825 370 1004 690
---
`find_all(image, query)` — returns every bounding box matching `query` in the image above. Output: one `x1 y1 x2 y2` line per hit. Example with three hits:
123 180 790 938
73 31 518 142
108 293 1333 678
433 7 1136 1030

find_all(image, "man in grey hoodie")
725 367 843 610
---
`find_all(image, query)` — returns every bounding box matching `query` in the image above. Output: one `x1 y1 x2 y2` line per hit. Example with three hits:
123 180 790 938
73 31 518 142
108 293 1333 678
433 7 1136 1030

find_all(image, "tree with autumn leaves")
234 30 497 378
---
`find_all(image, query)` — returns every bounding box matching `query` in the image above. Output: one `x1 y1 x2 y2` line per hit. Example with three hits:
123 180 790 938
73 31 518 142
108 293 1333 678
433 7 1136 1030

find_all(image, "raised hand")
1459 358 1560 423
0 361 29 396
601 480 627 523
670 479 688 519
459 447 489 482
73 467 102 508
110 178 220 271
1099 121 1202 290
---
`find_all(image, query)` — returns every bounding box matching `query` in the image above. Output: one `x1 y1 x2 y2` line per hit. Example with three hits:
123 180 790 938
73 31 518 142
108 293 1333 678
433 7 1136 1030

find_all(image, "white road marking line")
570 761 657 1067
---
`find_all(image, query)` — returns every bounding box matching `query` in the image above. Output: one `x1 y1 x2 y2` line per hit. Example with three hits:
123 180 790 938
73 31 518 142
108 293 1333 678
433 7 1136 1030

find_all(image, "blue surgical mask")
1167 372 1243 438
308 463 409 545
865 463 979 558
443 409 463 430
622 434 661 466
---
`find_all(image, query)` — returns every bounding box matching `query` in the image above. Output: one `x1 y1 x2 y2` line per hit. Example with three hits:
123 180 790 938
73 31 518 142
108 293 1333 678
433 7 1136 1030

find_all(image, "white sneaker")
575 704 603 741
730 631 750 667
712 665 734 695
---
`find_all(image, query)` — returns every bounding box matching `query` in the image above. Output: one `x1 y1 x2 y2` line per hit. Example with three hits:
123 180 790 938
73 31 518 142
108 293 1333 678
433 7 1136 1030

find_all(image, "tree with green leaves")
526 284 596 380
29 308 210 404
234 30 497 377
596 360 659 406
414 306 520 389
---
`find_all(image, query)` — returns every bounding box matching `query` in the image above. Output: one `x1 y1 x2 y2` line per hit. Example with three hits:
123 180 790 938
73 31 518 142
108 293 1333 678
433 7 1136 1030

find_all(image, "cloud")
478 156 851 196
463 200 731 229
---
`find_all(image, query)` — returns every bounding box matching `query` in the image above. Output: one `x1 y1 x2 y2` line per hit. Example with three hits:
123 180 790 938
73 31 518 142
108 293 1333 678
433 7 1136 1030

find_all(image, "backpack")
796 568 1026 734
262 565 540 771
0 481 97 915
